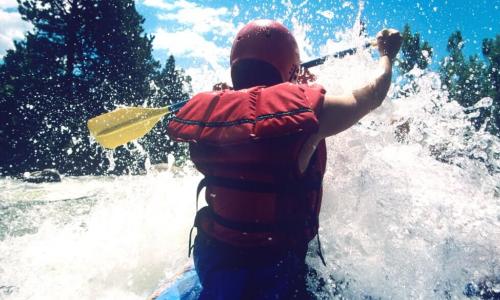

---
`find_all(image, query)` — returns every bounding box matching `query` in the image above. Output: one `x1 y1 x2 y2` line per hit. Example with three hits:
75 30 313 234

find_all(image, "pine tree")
0 30 67 174
440 31 486 108
141 55 192 165
393 25 434 97
68 0 163 175
440 31 499 134
0 0 192 175
481 35 500 134
399 24 433 74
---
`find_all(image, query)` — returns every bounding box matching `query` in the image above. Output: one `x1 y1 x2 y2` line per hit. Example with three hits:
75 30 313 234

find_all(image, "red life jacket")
167 82 327 249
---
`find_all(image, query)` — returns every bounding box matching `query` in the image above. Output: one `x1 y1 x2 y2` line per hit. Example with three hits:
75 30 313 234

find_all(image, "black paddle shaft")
300 42 372 69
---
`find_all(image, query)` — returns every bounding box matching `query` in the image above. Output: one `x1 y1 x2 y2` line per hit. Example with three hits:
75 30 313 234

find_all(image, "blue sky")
135 0 499 90
0 0 499 91
134 0 499 61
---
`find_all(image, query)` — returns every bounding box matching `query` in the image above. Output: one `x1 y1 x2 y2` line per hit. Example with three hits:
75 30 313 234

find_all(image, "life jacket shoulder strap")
167 83 326 145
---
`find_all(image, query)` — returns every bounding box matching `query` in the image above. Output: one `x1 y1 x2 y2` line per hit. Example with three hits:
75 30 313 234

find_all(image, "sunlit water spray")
1 171 201 299
311 66 499 299
1 2 499 300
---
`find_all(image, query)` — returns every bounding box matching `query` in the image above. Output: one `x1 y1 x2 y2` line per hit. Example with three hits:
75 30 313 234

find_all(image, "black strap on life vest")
201 175 322 194
195 175 322 218
207 205 318 233
188 175 322 257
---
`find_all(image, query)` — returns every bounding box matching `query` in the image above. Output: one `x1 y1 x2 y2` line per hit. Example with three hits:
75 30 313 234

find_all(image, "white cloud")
142 0 181 10
0 0 18 9
157 7 236 36
144 0 238 36
0 9 32 57
142 0 200 11
153 28 230 69
185 64 231 93
141 0 238 91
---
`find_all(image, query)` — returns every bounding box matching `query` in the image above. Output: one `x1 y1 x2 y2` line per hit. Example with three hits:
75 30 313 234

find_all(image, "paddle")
88 42 374 149
301 41 374 69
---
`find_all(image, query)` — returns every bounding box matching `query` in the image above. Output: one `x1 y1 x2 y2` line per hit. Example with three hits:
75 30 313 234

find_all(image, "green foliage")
481 35 500 133
440 31 499 134
140 55 192 166
399 24 433 73
0 34 68 173
395 24 434 97
0 0 191 175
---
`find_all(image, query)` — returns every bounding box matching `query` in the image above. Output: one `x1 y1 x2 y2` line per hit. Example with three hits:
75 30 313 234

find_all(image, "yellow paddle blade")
87 106 170 149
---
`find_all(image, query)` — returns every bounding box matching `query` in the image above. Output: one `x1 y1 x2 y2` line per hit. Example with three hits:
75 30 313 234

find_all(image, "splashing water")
1 2 499 300
310 63 500 299
0 171 201 299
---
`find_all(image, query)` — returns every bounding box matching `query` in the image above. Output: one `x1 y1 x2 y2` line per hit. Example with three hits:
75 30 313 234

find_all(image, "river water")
1 4 499 300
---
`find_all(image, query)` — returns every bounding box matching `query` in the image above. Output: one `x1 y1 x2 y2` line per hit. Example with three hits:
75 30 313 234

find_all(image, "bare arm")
318 28 402 138
317 55 393 138
298 29 402 173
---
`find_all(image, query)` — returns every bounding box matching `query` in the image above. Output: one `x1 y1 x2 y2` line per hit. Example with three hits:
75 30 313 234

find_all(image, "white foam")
1 172 201 299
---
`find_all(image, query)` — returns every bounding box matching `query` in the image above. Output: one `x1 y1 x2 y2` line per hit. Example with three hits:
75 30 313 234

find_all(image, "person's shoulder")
263 82 326 93
190 90 220 100
300 83 326 94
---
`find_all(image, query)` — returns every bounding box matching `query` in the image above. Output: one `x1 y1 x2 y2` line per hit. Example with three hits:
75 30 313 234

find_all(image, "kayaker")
167 19 402 299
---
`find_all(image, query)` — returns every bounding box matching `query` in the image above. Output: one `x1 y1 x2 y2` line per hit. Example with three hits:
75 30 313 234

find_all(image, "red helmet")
230 20 300 82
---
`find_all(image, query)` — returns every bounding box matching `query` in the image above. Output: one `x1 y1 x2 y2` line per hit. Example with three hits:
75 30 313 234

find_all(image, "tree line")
398 24 499 135
0 3 497 177
0 0 191 176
